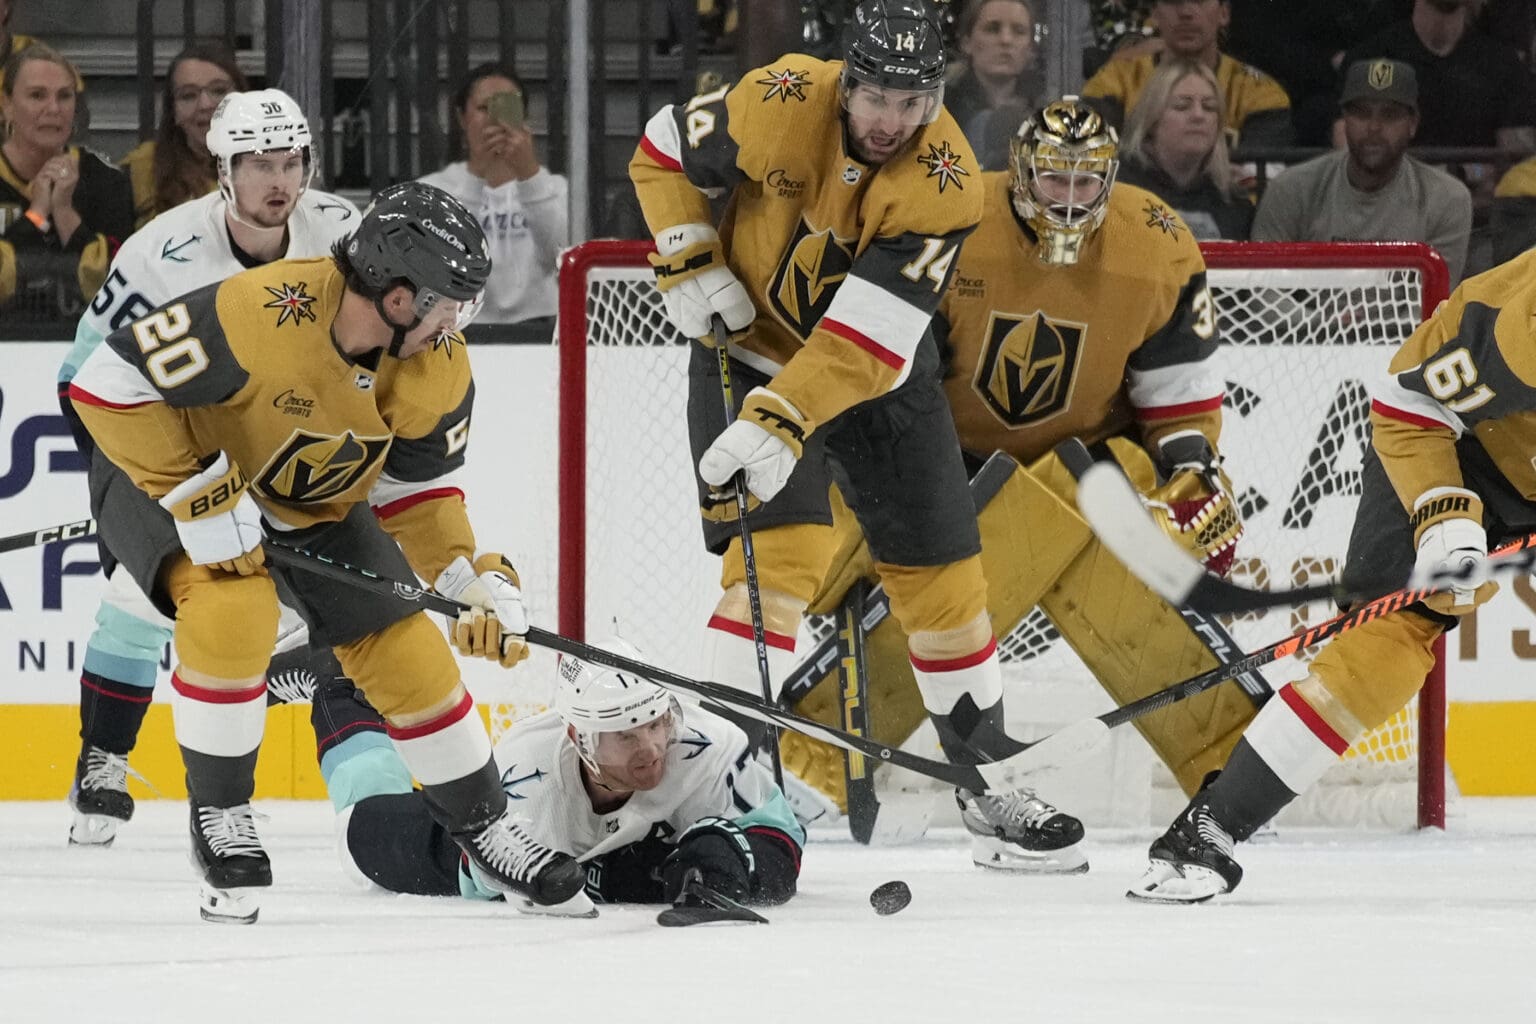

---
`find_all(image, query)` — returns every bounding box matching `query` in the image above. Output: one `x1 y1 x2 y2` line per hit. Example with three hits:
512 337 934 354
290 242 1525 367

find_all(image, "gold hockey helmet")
1009 97 1119 266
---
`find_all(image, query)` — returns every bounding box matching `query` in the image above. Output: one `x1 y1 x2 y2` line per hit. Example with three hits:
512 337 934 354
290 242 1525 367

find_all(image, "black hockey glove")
661 817 754 904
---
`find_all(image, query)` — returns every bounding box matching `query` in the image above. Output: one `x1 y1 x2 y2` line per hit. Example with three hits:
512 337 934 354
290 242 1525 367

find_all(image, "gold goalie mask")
1146 433 1244 577
1009 97 1119 266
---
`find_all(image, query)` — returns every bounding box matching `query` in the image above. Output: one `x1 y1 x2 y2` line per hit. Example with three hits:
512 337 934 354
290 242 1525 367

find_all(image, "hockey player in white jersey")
312 640 804 912
57 88 360 847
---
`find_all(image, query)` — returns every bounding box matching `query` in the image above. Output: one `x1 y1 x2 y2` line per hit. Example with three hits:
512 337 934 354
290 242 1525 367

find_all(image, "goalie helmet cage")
555 239 1450 830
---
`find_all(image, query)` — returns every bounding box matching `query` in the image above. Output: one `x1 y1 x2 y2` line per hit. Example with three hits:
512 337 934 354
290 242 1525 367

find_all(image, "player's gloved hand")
1412 511 1496 613
699 387 808 503
433 553 530 667
647 222 754 342
1146 434 1243 577
157 450 265 575
662 816 755 904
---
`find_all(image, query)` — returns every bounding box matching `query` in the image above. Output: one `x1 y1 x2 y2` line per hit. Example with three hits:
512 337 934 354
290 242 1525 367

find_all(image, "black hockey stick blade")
0 517 97 554
657 871 768 927
262 543 1108 792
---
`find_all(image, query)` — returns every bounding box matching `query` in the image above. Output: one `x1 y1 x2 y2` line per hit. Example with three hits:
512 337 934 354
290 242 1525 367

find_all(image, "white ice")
3 799 1533 1023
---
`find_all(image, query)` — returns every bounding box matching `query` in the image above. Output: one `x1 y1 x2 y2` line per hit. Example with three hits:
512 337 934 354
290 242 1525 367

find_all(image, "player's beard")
240 193 294 230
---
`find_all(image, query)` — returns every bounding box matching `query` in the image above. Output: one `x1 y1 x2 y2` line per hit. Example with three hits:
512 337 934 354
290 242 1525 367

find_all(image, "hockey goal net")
525 239 1450 831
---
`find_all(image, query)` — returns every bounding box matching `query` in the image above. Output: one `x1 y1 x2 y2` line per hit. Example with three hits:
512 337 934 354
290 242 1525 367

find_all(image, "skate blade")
970 836 1090 875
67 813 120 847
516 891 598 919
1125 861 1227 904
198 883 263 924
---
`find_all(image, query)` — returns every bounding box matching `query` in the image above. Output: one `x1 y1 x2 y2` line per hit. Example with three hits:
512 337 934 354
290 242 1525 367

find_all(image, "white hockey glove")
434 554 530 668
1412 514 1494 613
699 387 809 504
647 223 754 342
157 451 265 575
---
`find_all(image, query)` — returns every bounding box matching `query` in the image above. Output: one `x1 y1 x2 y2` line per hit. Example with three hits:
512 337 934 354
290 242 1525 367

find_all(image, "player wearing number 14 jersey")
630 0 1087 866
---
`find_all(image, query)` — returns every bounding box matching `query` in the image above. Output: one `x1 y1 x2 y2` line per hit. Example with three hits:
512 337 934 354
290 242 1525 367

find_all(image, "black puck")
869 880 912 915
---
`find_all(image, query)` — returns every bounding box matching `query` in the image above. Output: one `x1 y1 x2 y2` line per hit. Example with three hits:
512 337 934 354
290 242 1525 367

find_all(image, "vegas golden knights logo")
973 311 1086 427
1367 60 1394 91
768 220 855 340
256 429 391 503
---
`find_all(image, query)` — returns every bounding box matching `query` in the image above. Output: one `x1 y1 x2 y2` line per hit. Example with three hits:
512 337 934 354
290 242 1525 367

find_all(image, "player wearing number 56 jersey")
54 90 358 852
630 0 1087 870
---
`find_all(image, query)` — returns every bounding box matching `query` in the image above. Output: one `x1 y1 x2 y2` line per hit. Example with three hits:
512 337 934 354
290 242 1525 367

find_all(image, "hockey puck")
869 880 912 915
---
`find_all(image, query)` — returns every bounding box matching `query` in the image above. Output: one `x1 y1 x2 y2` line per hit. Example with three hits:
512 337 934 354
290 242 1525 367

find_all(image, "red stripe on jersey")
822 318 907 370
373 487 465 520
66 383 152 410
170 672 267 705
1278 684 1350 756
910 636 998 674
1370 398 1449 431
706 614 796 651
1134 395 1224 421
639 134 682 172
386 691 476 741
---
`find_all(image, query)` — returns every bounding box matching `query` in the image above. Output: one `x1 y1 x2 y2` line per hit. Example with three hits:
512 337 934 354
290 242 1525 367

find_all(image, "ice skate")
67 747 136 847
1128 802 1243 904
460 809 586 907
190 803 272 923
958 788 1088 874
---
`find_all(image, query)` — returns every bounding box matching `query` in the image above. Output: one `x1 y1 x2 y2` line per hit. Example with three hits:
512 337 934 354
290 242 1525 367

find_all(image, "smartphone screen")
487 89 525 129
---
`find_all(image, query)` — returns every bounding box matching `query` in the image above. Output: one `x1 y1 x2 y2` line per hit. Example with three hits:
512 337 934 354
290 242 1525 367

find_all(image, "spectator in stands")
419 63 567 326
1081 0 1293 148
1252 59 1472 283
945 0 1043 170
1344 0 1536 150
1490 155 1536 264
120 43 247 229
1117 59 1254 240
1084 0 1158 78
0 44 132 316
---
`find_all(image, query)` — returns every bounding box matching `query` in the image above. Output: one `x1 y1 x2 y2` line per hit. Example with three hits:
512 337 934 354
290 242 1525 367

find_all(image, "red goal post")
555 238 1452 830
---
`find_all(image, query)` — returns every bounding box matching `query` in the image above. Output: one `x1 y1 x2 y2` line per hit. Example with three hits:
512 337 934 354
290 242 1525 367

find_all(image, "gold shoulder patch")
1142 199 1183 238
916 140 971 194
757 67 811 103
263 281 319 328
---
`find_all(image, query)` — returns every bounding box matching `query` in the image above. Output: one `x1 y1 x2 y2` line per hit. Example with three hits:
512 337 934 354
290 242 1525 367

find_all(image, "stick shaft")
0 517 97 554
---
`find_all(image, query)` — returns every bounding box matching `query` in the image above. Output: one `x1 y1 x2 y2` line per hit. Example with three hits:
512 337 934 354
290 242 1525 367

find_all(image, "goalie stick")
262 543 1106 793
0 517 96 554
1071 448 1536 614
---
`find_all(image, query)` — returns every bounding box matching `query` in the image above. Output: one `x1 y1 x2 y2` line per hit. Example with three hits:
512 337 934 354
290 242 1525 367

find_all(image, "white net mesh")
501 241 1447 830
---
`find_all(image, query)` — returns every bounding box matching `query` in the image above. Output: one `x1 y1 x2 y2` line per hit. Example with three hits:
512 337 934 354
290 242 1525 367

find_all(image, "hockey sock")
312 677 410 814
387 693 502 833
172 672 266 808
77 601 172 757
910 639 1018 765
78 671 154 759
701 611 799 749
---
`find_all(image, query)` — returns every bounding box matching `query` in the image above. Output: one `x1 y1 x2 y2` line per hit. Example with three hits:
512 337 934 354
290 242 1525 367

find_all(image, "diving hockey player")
66 182 585 922
57 88 359 847
629 0 1086 869
310 640 803 912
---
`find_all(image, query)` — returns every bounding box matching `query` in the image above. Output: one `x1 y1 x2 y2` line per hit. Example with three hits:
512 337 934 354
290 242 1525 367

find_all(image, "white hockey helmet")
555 638 681 774
207 88 315 202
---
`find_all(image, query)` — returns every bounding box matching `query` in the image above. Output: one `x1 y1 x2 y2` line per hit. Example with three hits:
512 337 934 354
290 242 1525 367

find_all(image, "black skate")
190 803 272 924
958 788 1088 874
459 810 588 912
68 746 136 847
1128 802 1243 904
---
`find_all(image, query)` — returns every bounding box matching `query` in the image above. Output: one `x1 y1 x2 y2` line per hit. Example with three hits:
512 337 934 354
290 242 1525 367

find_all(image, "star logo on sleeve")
917 141 970 193
756 67 810 103
263 281 318 327
1142 199 1183 238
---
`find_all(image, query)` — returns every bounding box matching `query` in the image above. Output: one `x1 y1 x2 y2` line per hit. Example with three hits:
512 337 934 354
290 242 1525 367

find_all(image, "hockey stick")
839 579 880 843
0 517 97 554
262 543 1106 792
711 315 784 789
1073 450 1536 614
655 868 769 927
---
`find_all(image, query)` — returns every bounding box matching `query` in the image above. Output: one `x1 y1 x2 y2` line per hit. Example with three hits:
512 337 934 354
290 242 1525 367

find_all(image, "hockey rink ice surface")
3 800 1533 1023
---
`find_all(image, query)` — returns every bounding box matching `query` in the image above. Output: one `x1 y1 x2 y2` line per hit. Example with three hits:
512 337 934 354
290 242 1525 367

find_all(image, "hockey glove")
157 451 265 575
661 816 755 904
647 223 754 342
1411 494 1497 614
698 387 808 503
433 553 530 667
1146 434 1243 578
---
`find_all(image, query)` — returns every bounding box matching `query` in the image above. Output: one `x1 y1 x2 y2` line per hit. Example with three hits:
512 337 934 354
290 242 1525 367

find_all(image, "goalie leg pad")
1298 609 1442 738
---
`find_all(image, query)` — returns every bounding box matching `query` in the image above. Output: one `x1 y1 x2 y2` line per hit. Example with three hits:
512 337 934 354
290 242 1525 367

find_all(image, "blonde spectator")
119 43 247 229
945 0 1043 169
1118 59 1253 240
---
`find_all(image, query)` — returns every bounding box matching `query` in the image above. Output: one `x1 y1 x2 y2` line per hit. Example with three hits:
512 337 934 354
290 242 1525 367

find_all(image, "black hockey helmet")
345 181 491 303
841 0 947 92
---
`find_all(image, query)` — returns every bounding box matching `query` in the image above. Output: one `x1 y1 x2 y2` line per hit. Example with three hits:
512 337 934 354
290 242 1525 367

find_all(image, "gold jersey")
939 174 1222 463
630 55 984 430
69 257 479 582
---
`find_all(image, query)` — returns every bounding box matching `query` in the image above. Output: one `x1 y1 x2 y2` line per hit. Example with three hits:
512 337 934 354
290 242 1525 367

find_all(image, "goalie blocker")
781 441 1254 841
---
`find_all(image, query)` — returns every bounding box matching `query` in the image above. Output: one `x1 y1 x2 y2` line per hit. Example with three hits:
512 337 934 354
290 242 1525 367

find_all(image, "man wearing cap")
1251 58 1472 283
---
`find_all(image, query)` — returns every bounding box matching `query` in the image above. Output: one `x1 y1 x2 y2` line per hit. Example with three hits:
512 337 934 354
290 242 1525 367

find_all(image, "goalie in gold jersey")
781 98 1255 869
629 0 1090 870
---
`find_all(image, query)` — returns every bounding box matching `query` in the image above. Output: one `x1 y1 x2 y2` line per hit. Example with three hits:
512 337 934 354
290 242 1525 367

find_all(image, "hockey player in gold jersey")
779 98 1251 869
629 0 1089 867
1130 232 1536 904
66 183 586 922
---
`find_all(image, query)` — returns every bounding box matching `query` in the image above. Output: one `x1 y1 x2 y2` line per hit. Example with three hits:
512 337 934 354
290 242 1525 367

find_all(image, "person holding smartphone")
418 63 568 326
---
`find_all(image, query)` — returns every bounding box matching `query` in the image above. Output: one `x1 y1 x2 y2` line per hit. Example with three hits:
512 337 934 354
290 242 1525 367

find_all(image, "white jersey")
59 187 361 383
490 704 803 863
415 162 567 324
